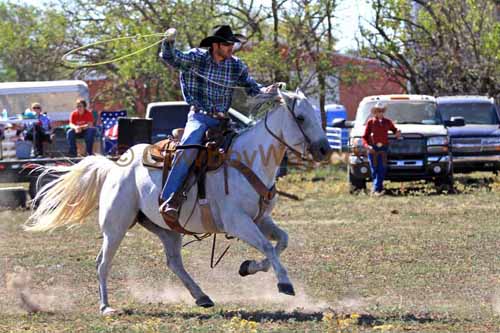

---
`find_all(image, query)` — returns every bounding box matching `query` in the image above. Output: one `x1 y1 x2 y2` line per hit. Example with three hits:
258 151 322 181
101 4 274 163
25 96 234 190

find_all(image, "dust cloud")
0 267 75 314
126 265 331 312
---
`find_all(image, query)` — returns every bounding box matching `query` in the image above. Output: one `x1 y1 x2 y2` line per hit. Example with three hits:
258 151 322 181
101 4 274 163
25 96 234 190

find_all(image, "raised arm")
159 28 197 72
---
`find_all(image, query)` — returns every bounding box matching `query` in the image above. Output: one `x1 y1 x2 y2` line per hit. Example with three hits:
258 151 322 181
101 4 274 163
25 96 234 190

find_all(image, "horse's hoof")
278 283 295 296
101 307 119 316
239 260 253 277
196 295 214 308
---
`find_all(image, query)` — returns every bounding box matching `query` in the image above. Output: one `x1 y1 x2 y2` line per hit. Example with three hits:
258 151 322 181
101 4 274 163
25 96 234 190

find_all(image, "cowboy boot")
159 192 183 222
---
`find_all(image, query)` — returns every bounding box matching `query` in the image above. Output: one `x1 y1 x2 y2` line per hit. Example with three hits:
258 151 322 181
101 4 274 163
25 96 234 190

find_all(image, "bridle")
264 94 314 162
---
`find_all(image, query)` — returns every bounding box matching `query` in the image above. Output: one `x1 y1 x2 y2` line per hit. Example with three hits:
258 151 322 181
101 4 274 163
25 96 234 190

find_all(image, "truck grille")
388 138 426 155
451 137 500 153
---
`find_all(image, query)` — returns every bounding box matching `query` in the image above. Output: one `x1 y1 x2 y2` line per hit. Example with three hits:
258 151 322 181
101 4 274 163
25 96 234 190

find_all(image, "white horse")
25 89 332 315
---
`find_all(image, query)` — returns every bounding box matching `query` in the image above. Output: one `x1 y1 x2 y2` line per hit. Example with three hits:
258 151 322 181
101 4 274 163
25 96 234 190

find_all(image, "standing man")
158 24 275 221
24 102 51 157
362 103 401 196
67 99 96 156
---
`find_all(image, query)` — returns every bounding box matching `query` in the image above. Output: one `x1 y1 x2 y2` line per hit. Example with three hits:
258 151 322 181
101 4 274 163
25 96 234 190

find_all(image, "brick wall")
333 54 405 120
86 79 124 113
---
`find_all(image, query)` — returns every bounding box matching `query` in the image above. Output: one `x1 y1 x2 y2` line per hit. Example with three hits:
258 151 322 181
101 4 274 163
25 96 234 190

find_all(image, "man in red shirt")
362 103 401 195
67 99 96 156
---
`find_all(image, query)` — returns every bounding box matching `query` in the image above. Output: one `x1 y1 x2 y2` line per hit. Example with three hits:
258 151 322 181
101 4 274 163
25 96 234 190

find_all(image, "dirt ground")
1 164 500 332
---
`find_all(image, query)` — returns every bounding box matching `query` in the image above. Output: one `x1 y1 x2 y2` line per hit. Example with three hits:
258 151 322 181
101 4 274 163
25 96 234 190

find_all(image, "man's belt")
375 142 385 148
190 106 228 120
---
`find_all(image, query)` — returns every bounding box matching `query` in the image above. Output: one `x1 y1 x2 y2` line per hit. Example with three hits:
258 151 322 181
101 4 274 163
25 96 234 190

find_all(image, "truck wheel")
28 173 60 207
435 173 454 194
348 166 366 194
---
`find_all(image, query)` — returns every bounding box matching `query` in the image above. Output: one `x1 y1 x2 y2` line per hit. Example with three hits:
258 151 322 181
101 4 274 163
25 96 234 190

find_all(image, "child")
362 102 401 195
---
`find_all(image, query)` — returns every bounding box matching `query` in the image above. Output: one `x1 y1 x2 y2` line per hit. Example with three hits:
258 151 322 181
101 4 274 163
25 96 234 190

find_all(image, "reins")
182 233 234 269
264 97 315 162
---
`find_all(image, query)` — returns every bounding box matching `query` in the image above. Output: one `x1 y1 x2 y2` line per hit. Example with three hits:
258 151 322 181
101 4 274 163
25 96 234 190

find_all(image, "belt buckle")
376 142 383 148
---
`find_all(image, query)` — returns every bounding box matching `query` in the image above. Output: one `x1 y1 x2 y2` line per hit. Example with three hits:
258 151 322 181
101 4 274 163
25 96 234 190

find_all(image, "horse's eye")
296 115 305 122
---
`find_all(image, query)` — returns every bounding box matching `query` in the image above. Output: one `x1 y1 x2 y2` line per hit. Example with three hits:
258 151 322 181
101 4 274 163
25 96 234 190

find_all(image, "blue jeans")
368 146 388 192
67 127 96 156
161 111 221 201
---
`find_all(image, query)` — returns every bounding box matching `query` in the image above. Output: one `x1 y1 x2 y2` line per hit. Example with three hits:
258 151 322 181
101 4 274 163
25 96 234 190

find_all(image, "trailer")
0 80 89 207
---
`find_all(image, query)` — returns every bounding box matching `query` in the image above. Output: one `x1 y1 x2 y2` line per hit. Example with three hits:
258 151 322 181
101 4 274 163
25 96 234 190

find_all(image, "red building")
333 54 405 120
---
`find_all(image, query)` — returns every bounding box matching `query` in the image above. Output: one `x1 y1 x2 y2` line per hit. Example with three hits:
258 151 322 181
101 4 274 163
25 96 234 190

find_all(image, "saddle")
142 124 234 174
142 121 276 236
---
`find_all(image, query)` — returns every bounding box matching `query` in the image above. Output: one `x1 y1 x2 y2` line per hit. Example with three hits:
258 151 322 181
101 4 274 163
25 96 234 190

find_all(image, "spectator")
67 99 96 156
362 102 401 196
24 102 52 157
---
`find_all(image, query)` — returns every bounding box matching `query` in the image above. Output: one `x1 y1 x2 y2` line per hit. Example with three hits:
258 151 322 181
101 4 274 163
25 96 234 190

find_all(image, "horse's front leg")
239 215 288 277
225 213 295 296
138 218 214 307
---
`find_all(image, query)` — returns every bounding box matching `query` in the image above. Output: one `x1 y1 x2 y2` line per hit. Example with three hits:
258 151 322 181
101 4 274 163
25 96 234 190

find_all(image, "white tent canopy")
0 80 89 122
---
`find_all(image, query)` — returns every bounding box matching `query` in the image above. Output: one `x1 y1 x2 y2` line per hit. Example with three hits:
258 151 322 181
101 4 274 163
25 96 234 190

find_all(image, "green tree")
0 2 75 81
224 0 339 127
360 0 500 100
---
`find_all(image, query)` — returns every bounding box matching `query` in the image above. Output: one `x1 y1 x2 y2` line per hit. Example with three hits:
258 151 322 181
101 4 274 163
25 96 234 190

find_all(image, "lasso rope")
61 32 249 91
61 33 166 68
62 32 283 111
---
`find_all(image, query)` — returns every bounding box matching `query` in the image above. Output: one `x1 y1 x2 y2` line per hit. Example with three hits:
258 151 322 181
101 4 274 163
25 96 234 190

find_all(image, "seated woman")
24 102 52 157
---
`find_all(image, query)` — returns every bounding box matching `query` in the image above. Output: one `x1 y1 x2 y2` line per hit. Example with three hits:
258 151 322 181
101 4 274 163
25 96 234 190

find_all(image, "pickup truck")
437 96 500 174
146 101 253 142
334 95 463 193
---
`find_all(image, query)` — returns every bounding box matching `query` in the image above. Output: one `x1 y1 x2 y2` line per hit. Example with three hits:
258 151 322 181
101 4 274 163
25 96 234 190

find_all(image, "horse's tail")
24 155 117 232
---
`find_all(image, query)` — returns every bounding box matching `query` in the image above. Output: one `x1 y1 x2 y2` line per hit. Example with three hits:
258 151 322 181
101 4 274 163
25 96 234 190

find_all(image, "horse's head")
276 89 332 162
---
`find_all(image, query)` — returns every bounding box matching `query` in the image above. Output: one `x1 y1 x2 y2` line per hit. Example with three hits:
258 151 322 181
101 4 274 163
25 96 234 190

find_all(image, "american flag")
101 110 127 140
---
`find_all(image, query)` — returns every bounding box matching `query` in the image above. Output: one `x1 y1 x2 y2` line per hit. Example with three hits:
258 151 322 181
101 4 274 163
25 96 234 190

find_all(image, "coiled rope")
61 33 166 68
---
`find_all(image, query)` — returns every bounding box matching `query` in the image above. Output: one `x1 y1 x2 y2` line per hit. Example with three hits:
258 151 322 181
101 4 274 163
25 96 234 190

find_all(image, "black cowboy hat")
199 25 247 48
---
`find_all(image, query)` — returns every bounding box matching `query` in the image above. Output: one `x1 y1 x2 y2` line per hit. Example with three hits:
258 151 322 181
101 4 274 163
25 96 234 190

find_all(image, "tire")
0 187 27 209
434 171 454 194
348 165 366 194
28 172 61 207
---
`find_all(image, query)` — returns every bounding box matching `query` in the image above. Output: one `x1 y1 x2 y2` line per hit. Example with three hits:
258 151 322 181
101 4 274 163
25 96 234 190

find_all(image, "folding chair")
100 110 127 155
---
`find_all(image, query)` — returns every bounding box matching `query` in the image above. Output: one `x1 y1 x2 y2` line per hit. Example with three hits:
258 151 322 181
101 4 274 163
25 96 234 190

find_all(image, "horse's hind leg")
239 216 288 277
138 217 214 308
225 214 295 296
96 184 138 315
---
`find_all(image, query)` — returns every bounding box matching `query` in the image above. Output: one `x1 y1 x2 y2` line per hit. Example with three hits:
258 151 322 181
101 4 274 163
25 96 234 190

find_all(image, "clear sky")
18 0 371 52
334 0 373 52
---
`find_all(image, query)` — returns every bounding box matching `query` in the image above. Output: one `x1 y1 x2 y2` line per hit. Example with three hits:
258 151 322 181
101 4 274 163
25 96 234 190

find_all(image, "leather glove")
164 28 177 42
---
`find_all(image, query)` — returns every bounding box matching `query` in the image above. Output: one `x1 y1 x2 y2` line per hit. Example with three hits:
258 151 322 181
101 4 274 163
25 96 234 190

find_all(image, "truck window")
148 104 190 142
438 103 499 124
356 101 439 125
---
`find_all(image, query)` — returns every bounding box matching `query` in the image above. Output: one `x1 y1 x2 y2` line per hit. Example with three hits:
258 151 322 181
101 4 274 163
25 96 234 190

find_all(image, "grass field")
2 162 500 332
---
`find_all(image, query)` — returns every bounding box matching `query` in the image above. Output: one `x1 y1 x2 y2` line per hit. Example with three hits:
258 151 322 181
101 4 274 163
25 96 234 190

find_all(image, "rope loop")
62 33 165 68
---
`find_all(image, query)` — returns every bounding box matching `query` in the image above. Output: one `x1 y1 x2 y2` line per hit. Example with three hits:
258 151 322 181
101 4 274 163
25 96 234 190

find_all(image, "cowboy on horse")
159 24 277 221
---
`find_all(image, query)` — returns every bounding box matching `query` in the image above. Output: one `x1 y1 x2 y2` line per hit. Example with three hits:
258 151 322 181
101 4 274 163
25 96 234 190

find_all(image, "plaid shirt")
160 41 262 113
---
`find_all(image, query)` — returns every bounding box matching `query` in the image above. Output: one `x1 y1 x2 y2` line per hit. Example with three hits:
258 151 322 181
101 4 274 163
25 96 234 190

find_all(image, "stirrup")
159 201 179 221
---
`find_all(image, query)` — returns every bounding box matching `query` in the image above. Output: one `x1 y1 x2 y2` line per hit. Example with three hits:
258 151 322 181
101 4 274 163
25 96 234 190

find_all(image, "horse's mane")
234 89 301 139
